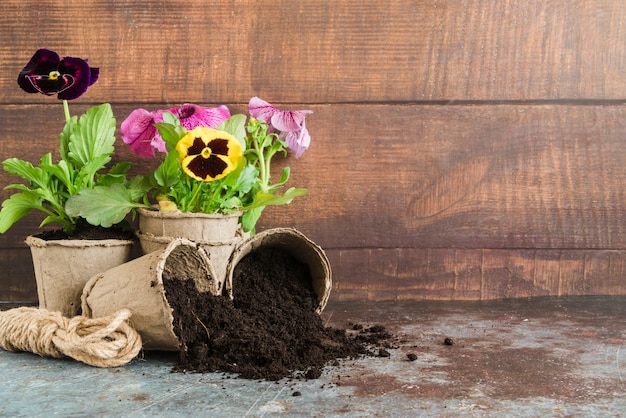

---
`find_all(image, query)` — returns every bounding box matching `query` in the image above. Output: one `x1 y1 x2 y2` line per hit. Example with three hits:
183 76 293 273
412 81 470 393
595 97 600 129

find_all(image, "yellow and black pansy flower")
176 127 242 182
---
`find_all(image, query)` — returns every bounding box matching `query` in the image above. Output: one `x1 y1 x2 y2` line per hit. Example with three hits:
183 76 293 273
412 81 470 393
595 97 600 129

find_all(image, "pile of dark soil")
163 247 392 380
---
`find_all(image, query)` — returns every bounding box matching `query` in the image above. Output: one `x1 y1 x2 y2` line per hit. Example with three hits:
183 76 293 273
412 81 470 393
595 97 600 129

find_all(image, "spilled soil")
163 247 392 380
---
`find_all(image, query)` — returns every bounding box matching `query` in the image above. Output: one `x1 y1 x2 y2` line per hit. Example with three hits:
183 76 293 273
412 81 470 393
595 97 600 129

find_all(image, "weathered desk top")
1 297 625 417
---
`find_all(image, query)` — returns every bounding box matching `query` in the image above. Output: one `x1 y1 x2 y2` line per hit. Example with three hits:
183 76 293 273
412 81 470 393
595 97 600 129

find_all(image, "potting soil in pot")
163 247 392 380
36 218 135 240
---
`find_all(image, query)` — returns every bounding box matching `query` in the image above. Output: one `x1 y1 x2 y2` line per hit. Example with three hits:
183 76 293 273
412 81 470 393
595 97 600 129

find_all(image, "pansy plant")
67 98 311 233
0 49 149 235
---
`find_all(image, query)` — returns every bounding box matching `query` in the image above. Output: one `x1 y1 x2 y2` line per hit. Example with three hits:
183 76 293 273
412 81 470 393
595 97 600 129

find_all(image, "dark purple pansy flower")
17 49 99 100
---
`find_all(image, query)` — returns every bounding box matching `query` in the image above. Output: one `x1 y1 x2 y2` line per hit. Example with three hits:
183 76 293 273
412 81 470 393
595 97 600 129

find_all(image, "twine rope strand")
0 307 142 367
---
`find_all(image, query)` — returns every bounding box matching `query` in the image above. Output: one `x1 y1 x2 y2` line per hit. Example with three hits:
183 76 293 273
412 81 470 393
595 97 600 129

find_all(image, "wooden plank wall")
1 0 625 302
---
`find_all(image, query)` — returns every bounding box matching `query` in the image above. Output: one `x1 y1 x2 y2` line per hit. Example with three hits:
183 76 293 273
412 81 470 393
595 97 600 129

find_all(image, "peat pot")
81 238 216 351
25 235 134 318
225 228 332 313
136 207 246 291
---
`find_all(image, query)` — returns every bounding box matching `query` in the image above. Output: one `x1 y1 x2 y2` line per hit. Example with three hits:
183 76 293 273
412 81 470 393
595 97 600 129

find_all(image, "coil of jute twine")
0 307 142 367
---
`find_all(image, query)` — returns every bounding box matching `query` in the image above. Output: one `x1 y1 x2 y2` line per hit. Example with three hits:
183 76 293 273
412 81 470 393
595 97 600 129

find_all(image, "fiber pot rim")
135 230 244 247
25 235 135 248
137 207 243 220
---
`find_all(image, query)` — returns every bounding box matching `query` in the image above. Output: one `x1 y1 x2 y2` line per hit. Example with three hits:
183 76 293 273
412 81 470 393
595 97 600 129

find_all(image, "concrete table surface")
1 296 625 417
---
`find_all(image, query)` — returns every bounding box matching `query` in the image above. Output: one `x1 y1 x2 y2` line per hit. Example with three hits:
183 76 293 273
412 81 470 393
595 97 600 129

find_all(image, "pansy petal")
186 136 209 157
57 56 95 100
17 49 61 94
173 104 231 130
127 130 158 158
248 97 277 123
207 138 231 156
270 109 312 132
203 105 231 128
183 154 231 181
121 108 158 158
88 64 99 86
283 122 311 158
175 130 199 158
151 109 168 124
25 74 75 96
150 136 167 154
121 108 154 143
17 76 40 94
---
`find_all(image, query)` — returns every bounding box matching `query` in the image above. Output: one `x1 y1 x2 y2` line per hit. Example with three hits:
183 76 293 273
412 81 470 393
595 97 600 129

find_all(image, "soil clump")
164 247 391 380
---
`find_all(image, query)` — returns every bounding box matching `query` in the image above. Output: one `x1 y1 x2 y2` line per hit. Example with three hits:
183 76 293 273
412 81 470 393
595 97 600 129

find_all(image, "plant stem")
188 180 203 212
263 148 278 191
258 147 267 186
210 181 224 211
62 100 71 123
252 127 269 188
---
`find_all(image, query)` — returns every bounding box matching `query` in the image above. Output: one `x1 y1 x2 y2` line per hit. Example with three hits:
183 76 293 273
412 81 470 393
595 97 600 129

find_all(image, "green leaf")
218 114 247 148
39 214 71 231
241 206 264 234
67 103 116 168
77 154 113 187
107 162 132 176
2 157 50 188
3 184 34 193
59 115 78 162
127 175 153 202
65 183 148 228
155 113 186 152
94 163 133 187
219 196 243 210
243 187 308 210
161 111 179 125
0 192 40 233
153 152 181 189
278 166 290 184
224 164 257 193
40 160 74 193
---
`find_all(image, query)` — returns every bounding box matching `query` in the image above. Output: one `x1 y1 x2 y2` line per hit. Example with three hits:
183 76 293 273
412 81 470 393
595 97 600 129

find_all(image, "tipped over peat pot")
226 228 332 312
81 238 216 350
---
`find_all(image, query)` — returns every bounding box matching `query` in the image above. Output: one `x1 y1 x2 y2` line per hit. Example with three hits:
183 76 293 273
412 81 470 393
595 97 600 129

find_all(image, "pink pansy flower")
167 104 230 132
121 104 231 158
120 108 160 158
248 97 312 157
282 120 311 158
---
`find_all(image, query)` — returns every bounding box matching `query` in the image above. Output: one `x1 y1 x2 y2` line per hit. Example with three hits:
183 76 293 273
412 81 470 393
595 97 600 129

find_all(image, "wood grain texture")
266 104 626 250
329 248 626 300
1 0 625 301
1 103 625 250
0 249 37 302
0 0 625 104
